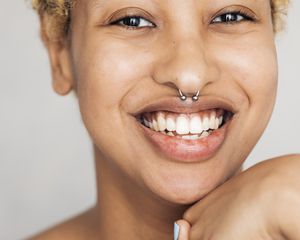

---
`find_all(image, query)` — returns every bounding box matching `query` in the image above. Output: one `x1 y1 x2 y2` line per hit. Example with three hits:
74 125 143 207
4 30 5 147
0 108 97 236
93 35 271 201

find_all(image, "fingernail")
174 222 180 240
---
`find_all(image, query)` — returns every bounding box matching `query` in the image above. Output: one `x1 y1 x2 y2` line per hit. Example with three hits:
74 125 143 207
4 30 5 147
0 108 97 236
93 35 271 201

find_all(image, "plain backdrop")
0 1 299 239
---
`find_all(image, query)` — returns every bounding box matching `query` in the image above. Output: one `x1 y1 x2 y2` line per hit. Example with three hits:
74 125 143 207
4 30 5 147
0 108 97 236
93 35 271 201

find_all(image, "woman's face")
67 0 277 204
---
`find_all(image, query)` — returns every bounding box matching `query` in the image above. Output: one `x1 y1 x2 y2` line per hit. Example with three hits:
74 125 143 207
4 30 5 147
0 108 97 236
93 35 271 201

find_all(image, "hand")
175 155 300 240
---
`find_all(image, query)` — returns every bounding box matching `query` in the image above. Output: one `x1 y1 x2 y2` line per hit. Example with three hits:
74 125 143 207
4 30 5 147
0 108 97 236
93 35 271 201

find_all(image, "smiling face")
45 0 278 204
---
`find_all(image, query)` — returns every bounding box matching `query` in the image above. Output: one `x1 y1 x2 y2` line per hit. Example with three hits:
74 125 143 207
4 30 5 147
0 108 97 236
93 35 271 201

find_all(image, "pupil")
222 14 237 22
123 17 140 27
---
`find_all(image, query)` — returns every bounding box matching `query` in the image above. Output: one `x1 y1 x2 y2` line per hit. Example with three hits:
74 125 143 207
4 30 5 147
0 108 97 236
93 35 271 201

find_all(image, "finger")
174 219 191 240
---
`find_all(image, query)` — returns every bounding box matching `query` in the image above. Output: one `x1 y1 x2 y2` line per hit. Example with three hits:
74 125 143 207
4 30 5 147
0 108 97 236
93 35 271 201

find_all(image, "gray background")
0 1 299 239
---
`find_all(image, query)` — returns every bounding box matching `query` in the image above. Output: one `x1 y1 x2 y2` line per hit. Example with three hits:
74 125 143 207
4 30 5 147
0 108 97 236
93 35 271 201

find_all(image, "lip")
137 116 232 163
133 95 238 116
131 95 237 163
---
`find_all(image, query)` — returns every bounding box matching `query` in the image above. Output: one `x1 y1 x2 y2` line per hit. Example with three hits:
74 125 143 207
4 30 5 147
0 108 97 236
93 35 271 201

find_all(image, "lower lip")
138 119 231 163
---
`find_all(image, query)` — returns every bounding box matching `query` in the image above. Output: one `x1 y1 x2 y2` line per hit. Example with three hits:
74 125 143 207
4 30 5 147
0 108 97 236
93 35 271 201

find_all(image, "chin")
142 165 224 205
158 181 216 205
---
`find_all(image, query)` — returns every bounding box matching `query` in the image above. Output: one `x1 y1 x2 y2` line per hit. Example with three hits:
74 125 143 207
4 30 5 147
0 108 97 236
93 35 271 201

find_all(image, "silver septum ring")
179 89 200 102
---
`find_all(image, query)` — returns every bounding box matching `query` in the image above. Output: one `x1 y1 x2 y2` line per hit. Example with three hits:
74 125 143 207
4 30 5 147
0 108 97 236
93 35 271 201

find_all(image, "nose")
153 35 219 97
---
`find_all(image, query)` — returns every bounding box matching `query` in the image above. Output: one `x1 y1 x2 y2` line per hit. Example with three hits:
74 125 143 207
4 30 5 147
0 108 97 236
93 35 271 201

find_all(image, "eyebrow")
87 0 267 15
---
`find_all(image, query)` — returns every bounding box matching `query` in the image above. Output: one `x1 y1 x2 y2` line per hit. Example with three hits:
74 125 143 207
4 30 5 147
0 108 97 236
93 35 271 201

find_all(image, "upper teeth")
142 109 223 135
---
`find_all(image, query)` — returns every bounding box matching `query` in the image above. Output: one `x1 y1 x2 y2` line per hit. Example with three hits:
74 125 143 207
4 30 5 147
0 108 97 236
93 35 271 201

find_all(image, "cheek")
74 38 154 119
210 35 278 161
76 44 145 108
214 37 278 110
235 48 277 101
71 38 156 169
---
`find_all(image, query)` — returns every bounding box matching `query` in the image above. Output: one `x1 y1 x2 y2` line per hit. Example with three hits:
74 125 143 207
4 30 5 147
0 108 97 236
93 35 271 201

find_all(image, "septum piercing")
192 90 200 101
178 89 187 101
179 89 200 101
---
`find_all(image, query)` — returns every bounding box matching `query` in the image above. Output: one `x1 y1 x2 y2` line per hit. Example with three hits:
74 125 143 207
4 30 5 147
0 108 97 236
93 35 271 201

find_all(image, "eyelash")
211 10 255 24
110 10 255 30
110 16 155 29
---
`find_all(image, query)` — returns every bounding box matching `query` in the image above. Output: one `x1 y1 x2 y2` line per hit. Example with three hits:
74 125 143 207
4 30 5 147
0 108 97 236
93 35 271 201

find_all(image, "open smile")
134 97 235 163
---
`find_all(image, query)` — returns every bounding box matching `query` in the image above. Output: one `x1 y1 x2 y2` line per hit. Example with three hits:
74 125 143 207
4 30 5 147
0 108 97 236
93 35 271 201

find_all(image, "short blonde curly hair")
32 0 289 40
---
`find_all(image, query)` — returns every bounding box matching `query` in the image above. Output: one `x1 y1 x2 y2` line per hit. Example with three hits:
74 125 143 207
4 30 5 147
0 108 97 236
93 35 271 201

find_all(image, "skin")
177 155 300 240
30 0 300 239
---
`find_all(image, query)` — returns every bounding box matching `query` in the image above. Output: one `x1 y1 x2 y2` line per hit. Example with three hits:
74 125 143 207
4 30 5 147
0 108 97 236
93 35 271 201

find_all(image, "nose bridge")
174 36 208 91
154 31 214 96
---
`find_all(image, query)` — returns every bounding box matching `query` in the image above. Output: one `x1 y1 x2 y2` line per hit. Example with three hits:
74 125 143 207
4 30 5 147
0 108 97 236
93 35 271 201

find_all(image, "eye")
211 11 254 24
111 16 155 29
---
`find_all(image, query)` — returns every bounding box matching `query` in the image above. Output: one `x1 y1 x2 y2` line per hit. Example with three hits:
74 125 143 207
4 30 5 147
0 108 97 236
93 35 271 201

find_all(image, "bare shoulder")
268 153 300 175
269 153 300 161
28 208 98 240
242 153 300 191
238 153 300 183
250 153 300 170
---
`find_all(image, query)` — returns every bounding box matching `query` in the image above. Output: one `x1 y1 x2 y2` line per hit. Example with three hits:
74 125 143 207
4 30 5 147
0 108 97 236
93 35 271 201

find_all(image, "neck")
92 147 190 240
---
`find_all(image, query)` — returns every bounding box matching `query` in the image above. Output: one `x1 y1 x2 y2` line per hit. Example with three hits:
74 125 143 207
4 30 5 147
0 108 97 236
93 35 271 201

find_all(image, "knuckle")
182 209 193 223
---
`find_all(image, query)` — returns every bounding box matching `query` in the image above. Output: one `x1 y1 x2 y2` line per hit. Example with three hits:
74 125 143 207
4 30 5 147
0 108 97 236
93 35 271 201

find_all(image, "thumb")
174 219 191 240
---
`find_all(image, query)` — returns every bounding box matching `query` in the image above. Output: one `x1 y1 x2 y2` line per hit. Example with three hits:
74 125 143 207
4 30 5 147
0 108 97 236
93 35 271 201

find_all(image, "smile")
139 109 230 139
135 97 235 163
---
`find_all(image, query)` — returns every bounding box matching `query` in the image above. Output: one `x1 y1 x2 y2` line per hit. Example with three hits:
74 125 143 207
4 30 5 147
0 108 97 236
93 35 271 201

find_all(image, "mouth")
134 97 235 163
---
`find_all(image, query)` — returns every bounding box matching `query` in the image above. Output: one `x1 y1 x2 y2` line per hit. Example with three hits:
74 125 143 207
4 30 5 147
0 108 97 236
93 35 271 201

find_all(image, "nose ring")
178 89 187 101
178 89 200 102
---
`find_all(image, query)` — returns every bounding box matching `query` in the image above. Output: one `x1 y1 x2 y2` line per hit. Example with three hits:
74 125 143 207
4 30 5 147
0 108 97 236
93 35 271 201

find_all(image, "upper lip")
133 95 238 116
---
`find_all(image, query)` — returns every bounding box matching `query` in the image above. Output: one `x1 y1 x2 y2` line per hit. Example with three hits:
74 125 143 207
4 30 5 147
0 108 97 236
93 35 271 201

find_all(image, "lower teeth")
162 130 212 139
